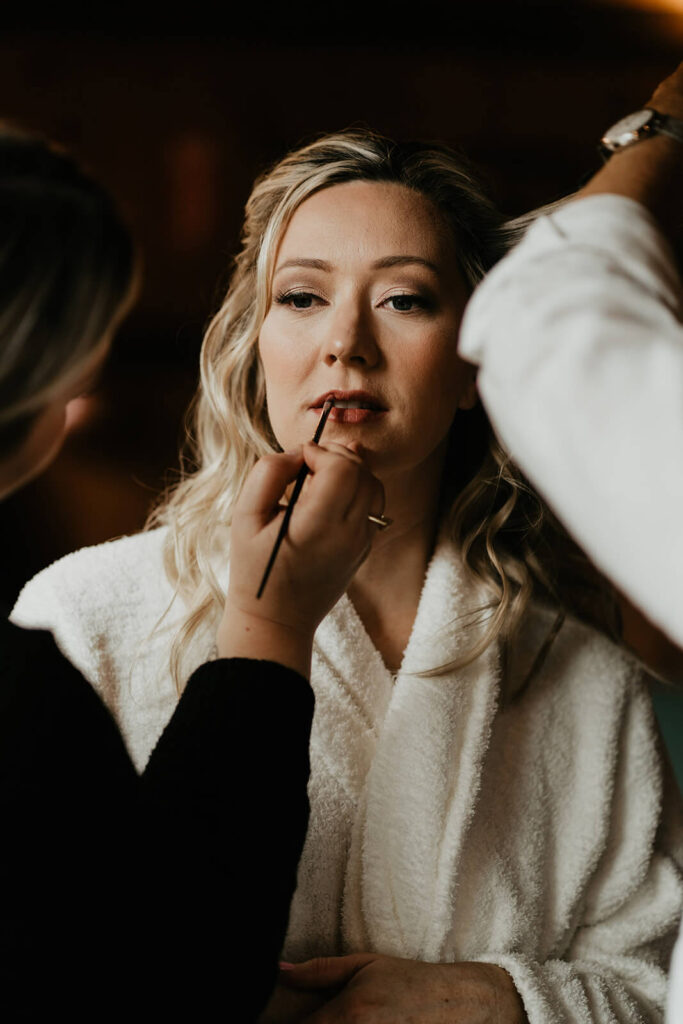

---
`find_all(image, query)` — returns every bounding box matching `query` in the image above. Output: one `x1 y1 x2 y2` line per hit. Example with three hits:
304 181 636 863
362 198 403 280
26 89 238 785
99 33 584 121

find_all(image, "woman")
13 129 683 1024
0 126 374 1021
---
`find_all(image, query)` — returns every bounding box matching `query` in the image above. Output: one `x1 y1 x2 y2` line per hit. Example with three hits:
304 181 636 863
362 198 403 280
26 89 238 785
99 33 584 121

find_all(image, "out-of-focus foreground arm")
459 193 683 649
459 61 683 649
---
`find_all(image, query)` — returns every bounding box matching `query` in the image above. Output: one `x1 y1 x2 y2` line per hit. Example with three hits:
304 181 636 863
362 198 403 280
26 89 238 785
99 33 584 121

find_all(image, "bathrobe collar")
286 529 501 961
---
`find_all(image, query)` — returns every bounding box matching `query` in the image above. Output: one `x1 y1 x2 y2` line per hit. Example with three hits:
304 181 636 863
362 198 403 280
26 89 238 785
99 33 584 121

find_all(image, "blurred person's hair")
0 125 136 453
149 128 617 690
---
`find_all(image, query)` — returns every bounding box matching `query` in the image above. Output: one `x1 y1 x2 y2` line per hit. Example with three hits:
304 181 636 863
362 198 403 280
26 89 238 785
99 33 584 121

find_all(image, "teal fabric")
652 686 683 794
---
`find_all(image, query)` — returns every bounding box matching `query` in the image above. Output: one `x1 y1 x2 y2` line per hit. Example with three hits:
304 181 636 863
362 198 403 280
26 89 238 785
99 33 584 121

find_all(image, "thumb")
278 953 377 990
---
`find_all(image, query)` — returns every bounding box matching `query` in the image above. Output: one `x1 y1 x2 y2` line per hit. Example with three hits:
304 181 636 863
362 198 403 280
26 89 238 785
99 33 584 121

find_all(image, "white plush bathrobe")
11 526 683 1023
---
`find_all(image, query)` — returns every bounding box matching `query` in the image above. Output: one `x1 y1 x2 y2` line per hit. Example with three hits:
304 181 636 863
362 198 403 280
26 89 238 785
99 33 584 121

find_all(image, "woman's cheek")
260 366 300 453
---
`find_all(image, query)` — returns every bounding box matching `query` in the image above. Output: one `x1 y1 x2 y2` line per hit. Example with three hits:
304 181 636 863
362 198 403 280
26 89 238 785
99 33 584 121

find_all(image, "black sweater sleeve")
141 658 314 1020
0 619 313 1022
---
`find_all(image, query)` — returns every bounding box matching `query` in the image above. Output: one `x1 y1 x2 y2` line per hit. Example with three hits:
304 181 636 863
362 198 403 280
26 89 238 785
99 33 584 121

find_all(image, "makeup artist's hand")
272 953 528 1024
217 441 385 677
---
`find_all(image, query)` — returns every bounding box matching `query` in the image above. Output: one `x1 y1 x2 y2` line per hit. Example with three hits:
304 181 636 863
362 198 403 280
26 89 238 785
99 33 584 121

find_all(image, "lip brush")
256 399 334 599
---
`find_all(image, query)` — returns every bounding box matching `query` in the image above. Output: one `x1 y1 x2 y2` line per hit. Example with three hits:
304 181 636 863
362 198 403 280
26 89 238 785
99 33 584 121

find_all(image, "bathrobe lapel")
284 593 395 960
342 540 501 960
284 535 500 963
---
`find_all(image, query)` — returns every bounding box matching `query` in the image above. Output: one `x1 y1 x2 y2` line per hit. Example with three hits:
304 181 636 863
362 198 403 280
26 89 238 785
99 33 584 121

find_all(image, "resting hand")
276 952 528 1024
217 441 385 675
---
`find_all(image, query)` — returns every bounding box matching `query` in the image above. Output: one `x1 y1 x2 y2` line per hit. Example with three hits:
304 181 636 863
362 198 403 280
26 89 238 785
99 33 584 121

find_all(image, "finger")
344 472 385 529
300 445 371 522
278 953 377 991
299 994 347 1024
304 440 365 467
326 467 385 570
237 450 304 524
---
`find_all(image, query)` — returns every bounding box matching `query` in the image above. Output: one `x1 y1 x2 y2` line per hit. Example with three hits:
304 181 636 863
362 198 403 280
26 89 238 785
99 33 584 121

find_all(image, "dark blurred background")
2 0 683 779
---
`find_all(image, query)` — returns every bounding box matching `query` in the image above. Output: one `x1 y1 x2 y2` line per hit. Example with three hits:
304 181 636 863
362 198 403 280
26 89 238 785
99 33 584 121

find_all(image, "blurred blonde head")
0 125 135 456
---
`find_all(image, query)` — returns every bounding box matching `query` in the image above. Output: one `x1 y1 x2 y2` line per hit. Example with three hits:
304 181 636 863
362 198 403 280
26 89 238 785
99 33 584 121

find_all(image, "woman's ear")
457 369 479 411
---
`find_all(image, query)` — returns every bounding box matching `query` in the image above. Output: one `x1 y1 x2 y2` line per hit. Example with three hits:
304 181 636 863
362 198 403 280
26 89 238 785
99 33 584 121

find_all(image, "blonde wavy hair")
149 129 618 690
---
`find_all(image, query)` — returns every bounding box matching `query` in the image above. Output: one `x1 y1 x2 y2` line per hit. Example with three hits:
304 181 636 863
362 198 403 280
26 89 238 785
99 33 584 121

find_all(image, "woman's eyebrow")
274 255 439 273
275 257 331 273
373 255 439 272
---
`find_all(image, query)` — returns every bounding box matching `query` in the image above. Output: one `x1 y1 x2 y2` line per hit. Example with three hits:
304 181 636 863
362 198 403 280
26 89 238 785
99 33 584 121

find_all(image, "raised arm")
458 64 683 652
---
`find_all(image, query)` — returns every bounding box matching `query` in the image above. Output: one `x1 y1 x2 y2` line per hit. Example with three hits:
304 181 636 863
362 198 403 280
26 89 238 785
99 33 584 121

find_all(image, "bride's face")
258 180 477 487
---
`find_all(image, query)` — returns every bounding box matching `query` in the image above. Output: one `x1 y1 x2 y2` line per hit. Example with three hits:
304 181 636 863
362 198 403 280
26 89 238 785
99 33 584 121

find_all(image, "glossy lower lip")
328 406 386 424
312 405 387 425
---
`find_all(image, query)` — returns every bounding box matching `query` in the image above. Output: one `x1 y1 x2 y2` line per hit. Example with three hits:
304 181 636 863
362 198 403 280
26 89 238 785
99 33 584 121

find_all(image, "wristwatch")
601 108 683 156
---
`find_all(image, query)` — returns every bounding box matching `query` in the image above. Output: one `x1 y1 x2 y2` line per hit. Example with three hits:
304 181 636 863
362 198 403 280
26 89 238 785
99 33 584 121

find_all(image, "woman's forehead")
275 180 456 271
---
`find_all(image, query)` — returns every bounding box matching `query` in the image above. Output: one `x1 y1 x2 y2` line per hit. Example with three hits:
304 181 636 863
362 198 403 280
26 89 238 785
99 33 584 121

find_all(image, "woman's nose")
323 309 380 368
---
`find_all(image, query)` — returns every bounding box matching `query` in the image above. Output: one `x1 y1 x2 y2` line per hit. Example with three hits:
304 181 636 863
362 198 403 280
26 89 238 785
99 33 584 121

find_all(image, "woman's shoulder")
10 528 175 684
516 602 646 705
509 605 662 813
12 528 170 626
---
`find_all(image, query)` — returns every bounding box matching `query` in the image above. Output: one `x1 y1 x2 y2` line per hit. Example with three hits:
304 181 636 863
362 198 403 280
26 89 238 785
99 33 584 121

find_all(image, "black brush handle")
256 402 333 599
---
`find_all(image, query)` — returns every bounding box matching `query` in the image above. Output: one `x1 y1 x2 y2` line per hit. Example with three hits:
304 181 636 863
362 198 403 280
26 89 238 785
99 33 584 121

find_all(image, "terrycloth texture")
11 529 197 770
670 930 683 1024
11 526 683 1023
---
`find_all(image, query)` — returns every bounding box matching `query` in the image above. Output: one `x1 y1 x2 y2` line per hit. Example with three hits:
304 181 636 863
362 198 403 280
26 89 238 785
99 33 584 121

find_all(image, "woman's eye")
276 290 319 310
384 293 427 312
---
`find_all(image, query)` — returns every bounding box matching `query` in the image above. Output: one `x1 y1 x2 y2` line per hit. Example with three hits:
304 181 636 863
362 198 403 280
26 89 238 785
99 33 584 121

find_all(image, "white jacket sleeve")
458 195 683 648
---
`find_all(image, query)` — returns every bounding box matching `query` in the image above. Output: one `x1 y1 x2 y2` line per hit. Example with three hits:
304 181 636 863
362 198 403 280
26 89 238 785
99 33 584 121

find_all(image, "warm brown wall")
0 4 681 605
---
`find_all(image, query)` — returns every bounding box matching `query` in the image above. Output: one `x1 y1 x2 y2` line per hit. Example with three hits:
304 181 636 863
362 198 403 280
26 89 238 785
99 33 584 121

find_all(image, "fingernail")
279 961 296 971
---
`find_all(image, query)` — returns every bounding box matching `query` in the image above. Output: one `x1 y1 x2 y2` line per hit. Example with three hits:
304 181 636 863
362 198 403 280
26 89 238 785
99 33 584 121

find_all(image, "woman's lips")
311 399 387 425
327 406 386 424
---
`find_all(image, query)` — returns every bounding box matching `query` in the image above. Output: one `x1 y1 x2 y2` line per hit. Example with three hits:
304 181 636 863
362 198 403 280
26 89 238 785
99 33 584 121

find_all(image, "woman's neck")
347 459 444 674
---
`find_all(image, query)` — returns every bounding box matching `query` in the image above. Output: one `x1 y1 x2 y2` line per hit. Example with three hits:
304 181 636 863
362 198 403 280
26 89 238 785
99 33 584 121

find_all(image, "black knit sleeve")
141 658 315 1021
0 618 314 1022
0 620 139 1019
